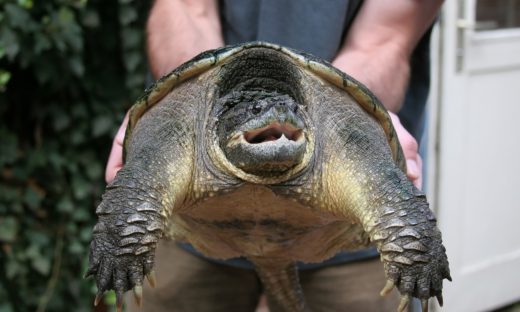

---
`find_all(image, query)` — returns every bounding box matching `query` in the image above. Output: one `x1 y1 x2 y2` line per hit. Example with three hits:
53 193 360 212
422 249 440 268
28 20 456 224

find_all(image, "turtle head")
216 90 307 175
213 47 310 177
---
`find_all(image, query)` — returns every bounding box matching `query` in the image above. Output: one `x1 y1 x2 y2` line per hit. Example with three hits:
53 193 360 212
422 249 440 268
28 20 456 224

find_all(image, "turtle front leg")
324 159 450 311
365 178 451 312
85 167 168 310
86 92 196 310
86 150 193 310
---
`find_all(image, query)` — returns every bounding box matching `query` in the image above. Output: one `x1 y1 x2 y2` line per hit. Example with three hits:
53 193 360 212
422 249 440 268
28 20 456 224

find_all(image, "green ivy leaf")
25 230 51 248
79 226 92 242
57 197 74 213
121 27 141 49
72 176 89 199
70 128 86 145
0 303 15 312
32 256 51 275
0 127 17 165
69 55 85 77
52 109 71 131
17 0 34 9
92 115 113 137
0 69 11 91
68 240 83 254
85 161 102 180
0 27 20 60
34 35 52 54
72 208 89 222
104 290 116 305
81 9 100 28
5 259 23 279
123 50 141 72
23 187 42 209
119 5 137 26
4 4 33 31
0 217 18 242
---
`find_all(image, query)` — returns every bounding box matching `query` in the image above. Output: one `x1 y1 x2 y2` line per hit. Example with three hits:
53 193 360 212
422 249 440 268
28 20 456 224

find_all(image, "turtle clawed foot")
146 270 157 288
133 284 143 307
116 291 124 312
397 294 411 312
421 298 429 312
93 291 103 306
380 279 395 296
87 233 157 311
380 278 444 312
379 280 411 312
130 270 154 307
436 293 444 306
92 283 146 311
395 295 431 312
414 294 443 312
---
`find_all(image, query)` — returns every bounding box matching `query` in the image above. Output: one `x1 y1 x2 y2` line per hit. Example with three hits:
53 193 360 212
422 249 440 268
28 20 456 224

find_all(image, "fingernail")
407 159 419 179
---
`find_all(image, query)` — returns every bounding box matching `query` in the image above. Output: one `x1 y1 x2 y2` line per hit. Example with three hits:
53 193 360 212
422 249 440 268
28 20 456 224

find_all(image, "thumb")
388 112 423 189
105 113 129 183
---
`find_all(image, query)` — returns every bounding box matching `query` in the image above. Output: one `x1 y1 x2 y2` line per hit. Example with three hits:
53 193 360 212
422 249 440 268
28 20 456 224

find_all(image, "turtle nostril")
251 103 262 115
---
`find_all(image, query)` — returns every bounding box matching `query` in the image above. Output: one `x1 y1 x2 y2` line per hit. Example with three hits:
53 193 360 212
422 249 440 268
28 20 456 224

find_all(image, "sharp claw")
116 292 123 312
134 285 143 307
146 271 157 288
421 299 429 312
398 294 411 312
436 294 444 307
380 280 395 296
94 292 103 306
84 268 95 279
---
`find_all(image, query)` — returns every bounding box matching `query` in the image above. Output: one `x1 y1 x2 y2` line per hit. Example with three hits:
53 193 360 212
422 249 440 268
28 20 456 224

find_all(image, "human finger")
388 112 422 188
105 113 129 183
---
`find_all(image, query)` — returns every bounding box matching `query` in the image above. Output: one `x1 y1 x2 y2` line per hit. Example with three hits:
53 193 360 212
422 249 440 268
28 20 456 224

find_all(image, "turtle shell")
123 41 406 173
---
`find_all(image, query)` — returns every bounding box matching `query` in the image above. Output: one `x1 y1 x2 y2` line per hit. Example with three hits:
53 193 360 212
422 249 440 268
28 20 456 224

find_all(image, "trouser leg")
300 258 400 312
126 242 398 312
125 241 262 312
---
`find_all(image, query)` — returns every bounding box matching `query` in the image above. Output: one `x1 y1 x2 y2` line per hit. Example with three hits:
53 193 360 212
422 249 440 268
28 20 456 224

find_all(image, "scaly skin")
312 77 450 311
252 259 307 312
86 167 164 308
87 80 198 310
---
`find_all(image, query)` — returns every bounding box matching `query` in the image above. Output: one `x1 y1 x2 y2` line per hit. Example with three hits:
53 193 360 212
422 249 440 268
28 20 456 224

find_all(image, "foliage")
0 0 149 311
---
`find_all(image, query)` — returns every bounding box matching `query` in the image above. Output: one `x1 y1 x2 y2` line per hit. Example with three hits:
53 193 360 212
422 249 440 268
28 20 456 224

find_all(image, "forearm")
332 0 443 112
147 0 224 78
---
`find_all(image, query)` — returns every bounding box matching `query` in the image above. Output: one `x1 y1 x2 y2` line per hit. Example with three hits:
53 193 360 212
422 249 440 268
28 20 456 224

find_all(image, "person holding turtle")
104 0 443 311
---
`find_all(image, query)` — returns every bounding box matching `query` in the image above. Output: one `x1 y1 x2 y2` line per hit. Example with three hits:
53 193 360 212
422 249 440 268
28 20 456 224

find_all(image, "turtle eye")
224 99 239 109
251 102 262 115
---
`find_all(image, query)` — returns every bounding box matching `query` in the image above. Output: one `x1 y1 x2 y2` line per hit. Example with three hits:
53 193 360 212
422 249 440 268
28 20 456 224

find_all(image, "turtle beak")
244 122 304 144
224 121 307 175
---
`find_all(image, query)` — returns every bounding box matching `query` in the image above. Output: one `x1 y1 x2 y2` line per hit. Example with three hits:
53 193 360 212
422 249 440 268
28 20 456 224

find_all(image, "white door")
428 0 520 311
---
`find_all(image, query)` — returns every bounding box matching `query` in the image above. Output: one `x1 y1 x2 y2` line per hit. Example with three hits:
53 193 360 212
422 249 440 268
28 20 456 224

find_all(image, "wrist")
333 48 409 112
146 0 224 78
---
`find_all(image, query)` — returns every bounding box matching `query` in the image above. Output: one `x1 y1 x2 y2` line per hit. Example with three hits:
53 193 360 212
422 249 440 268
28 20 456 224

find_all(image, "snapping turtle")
87 42 450 312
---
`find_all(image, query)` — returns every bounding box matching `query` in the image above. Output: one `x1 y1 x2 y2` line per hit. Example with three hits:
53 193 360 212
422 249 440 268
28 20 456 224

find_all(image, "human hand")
388 112 422 189
332 42 422 188
105 113 129 183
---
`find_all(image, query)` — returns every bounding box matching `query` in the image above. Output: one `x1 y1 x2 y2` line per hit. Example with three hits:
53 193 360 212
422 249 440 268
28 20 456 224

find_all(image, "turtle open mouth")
223 121 308 175
244 123 304 144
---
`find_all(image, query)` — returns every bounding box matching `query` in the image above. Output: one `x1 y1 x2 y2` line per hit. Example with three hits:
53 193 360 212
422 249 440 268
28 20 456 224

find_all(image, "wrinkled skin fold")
87 42 450 312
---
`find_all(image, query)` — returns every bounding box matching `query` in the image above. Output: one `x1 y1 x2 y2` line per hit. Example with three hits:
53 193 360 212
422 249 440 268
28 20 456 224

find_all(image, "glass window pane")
476 0 520 31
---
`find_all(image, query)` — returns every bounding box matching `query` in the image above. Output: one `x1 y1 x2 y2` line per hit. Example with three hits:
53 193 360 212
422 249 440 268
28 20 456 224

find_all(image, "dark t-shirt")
219 0 431 139
180 0 432 269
